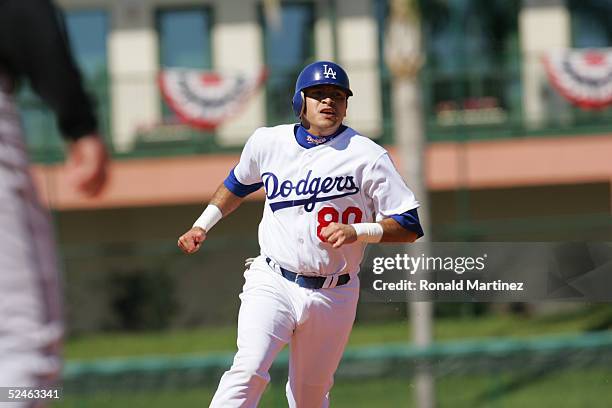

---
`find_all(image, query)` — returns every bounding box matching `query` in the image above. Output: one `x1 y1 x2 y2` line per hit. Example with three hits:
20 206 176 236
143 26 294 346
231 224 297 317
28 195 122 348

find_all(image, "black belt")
265 257 350 289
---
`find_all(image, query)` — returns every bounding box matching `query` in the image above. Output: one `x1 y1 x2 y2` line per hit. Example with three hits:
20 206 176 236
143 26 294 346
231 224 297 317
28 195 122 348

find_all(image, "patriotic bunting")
543 49 612 110
159 68 267 129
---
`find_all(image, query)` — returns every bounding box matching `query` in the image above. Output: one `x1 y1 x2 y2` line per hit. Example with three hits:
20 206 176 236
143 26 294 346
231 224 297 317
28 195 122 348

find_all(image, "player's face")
301 85 348 137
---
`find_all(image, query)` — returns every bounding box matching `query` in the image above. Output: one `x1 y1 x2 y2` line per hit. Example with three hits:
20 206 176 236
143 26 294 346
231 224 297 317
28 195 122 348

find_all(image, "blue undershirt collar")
294 124 347 149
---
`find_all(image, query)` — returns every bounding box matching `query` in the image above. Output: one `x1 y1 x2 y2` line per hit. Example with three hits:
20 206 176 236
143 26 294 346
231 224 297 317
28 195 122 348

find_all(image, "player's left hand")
321 222 357 248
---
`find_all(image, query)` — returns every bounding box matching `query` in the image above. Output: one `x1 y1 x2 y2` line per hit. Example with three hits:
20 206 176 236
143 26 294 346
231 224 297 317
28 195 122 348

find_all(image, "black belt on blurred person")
265 257 350 289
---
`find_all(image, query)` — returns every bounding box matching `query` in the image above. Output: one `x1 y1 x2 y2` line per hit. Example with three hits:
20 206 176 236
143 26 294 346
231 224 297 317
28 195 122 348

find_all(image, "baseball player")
0 0 108 404
178 60 423 408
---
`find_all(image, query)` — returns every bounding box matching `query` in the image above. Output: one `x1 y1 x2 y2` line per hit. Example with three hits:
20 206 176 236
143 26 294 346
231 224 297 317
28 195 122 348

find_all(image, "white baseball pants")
210 255 359 408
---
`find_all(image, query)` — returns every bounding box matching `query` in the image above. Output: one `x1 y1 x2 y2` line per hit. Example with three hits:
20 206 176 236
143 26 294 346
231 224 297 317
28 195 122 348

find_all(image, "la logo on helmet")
323 64 337 79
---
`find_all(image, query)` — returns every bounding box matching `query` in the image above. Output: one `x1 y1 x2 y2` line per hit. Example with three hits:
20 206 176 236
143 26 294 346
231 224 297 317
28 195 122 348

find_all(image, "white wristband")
193 204 223 233
352 223 384 243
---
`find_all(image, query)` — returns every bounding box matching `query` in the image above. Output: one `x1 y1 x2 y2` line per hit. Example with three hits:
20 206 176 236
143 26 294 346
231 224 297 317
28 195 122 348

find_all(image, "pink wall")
426 134 612 190
32 134 612 210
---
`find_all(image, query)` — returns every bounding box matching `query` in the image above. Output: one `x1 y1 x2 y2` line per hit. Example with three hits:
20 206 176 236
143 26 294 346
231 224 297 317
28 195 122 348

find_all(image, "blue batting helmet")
291 61 353 117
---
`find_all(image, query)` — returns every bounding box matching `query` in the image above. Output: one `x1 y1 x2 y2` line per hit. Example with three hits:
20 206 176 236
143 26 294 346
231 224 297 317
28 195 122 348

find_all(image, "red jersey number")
316 206 363 242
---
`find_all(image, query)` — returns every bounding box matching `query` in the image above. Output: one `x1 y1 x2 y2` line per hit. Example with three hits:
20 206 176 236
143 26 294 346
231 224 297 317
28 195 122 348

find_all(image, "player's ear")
301 93 307 117
300 103 311 128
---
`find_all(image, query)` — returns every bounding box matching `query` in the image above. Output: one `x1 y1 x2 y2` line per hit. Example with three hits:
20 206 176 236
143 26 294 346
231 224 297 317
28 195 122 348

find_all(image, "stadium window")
570 0 612 47
20 9 109 161
262 2 315 125
157 8 213 120
64 11 109 81
419 0 520 138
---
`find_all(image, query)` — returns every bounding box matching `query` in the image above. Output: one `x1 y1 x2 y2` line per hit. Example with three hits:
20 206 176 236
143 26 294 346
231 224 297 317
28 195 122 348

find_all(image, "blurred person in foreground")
0 0 108 403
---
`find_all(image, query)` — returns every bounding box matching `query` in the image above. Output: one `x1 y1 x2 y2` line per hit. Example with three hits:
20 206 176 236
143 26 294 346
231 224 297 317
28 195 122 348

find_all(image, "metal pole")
395 76 434 408
385 1 434 407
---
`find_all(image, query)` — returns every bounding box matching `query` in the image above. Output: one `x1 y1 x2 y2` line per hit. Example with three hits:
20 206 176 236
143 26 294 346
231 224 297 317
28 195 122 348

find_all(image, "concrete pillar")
315 0 336 61
336 0 383 139
520 0 570 129
214 0 266 146
107 0 160 152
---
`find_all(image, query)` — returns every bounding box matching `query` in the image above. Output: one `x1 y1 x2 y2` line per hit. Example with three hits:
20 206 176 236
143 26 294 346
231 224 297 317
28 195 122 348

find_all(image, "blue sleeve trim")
390 208 424 238
223 168 263 198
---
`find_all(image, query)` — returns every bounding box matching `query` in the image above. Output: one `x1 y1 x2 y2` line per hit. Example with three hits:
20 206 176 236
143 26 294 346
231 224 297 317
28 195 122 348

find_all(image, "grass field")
58 306 612 407
65 305 612 360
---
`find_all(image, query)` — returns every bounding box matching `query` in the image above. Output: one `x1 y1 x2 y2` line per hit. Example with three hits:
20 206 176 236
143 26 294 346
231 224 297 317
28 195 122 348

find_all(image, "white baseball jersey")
232 124 419 277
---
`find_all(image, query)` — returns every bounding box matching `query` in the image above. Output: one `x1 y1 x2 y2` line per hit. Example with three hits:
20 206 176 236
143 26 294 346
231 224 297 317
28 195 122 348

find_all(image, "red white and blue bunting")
543 49 612 109
159 68 267 129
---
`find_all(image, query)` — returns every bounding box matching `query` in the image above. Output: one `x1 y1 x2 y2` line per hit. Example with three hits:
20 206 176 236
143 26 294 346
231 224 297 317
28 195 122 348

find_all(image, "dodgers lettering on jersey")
263 170 360 212
233 124 419 277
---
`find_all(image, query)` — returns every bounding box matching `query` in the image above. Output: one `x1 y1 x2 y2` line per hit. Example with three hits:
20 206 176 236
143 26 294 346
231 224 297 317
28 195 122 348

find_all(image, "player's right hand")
65 134 109 197
177 227 207 254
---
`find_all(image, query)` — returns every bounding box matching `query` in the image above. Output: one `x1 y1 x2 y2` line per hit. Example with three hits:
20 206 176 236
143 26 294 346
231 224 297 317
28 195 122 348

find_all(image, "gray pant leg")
0 75 62 407
0 158 63 400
